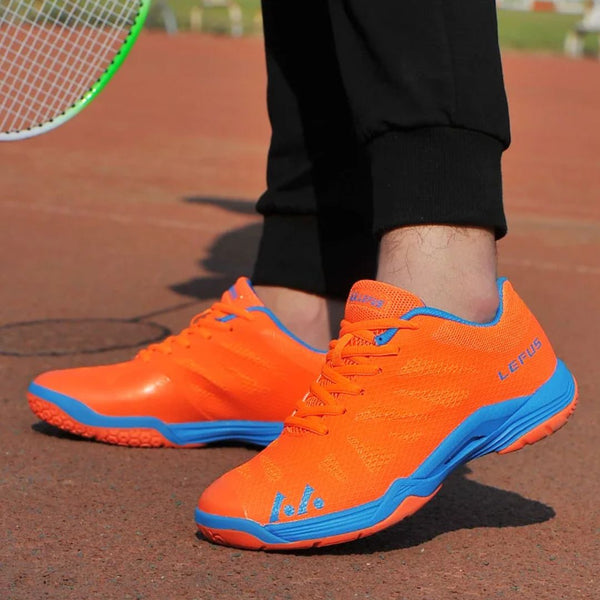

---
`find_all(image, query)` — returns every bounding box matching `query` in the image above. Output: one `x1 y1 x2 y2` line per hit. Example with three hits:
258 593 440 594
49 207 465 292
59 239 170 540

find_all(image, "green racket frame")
0 0 151 141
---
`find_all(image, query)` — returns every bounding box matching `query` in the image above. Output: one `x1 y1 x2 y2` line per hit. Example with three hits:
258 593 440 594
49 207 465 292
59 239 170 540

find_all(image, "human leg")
252 0 377 347
377 226 499 322
196 1 577 549
325 0 509 322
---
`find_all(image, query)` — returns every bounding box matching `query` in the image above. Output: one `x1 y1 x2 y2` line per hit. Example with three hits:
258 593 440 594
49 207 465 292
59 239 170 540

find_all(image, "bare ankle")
377 225 499 323
253 286 343 349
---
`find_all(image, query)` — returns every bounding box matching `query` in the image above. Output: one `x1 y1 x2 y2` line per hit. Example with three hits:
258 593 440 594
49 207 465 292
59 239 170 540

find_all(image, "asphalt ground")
1 34 598 599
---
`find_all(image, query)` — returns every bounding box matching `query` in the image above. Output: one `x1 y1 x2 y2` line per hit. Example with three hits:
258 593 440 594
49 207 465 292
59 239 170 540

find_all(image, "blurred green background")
144 2 599 56
498 9 598 53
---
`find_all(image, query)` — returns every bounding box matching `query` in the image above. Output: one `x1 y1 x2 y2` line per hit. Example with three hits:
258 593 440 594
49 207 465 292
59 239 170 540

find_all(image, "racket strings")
25 0 131 122
2 0 126 95
1 0 102 128
3 0 132 116
0 0 142 133
2 0 107 115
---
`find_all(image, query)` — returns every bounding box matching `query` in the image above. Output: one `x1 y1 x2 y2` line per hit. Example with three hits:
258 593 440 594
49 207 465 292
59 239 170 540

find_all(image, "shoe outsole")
196 362 578 551
28 395 189 447
498 391 577 453
28 383 284 448
197 488 441 551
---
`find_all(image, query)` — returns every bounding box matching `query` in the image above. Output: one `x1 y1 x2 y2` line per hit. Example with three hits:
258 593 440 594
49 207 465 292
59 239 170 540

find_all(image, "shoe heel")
497 370 578 455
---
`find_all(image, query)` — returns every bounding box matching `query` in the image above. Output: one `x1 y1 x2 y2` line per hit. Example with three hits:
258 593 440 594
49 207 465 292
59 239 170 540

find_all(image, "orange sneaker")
196 278 577 550
27 278 325 447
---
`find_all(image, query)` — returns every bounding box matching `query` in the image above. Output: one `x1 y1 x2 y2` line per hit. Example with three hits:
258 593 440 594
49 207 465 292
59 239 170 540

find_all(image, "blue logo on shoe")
498 337 543 381
269 484 325 523
349 292 385 309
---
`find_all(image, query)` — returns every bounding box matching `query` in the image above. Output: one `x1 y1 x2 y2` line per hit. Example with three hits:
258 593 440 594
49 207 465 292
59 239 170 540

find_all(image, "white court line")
0 198 259 233
1 199 598 275
500 258 600 276
509 213 600 232
2 199 595 231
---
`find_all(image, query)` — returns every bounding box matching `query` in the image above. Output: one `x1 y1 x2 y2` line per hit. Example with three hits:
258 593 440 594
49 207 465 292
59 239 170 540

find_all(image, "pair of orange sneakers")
28 277 577 550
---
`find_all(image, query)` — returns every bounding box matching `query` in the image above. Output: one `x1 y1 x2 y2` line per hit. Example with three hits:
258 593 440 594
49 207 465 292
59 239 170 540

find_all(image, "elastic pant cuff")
369 127 507 239
252 214 378 300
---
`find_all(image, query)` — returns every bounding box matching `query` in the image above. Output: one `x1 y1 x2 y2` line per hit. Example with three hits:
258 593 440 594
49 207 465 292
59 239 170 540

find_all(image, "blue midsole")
28 382 283 446
195 360 576 543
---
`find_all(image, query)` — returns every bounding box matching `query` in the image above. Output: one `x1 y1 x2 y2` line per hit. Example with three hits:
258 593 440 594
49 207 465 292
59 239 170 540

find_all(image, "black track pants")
252 0 510 299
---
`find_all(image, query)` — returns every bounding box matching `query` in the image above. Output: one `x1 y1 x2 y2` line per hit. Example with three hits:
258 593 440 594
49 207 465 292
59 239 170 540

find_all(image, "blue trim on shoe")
216 314 236 323
195 360 576 544
374 328 399 346
375 278 509 347
28 383 283 447
403 277 508 326
247 307 327 354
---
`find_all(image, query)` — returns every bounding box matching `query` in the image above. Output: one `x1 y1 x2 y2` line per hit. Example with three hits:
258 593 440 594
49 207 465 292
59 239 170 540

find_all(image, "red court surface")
1 33 598 599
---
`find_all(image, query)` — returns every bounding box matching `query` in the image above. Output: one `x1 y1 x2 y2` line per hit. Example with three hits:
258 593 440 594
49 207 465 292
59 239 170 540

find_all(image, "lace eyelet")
228 327 234 332
359 390 365 396
377 367 383 374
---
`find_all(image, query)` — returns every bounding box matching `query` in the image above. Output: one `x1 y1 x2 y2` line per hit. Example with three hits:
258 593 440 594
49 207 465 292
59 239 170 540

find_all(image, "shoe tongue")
345 280 424 323
221 277 263 309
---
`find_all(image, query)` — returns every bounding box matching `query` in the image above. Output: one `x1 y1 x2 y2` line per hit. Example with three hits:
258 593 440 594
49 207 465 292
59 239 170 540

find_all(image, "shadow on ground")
169 196 261 301
299 464 555 554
